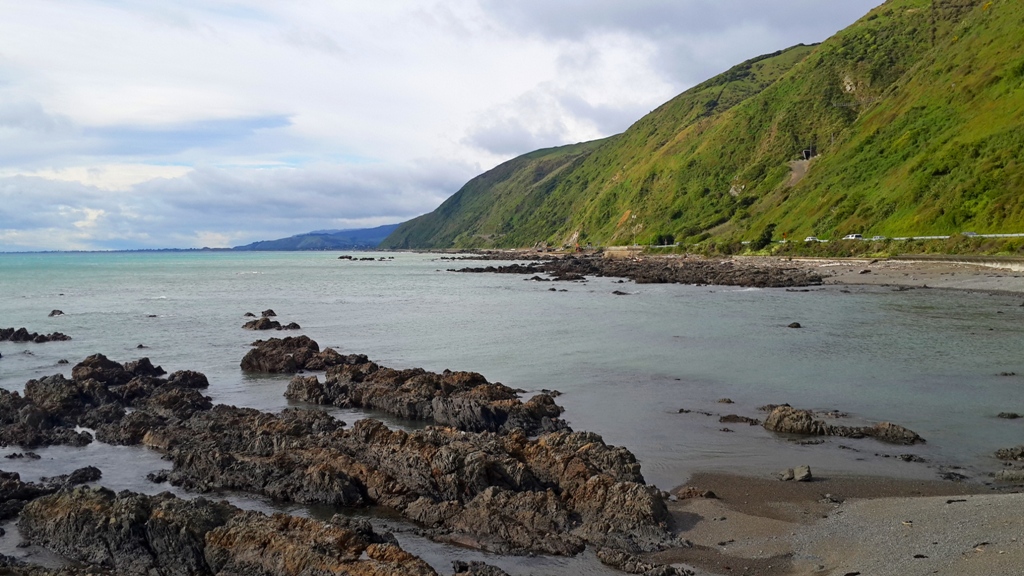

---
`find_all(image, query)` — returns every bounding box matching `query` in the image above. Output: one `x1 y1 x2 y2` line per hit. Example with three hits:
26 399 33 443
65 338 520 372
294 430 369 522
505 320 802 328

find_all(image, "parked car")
804 236 820 242
842 234 863 240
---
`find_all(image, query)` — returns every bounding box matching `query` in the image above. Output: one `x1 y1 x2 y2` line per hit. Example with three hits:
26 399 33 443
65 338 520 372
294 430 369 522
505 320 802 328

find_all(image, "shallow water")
1 251 1022 571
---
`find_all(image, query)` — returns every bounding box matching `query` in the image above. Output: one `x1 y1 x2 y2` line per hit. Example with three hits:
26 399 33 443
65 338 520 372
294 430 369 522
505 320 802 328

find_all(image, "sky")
0 0 885 251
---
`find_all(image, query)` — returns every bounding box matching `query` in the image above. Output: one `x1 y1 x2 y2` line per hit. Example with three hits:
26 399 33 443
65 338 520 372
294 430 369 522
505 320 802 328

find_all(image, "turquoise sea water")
1 251 1023 572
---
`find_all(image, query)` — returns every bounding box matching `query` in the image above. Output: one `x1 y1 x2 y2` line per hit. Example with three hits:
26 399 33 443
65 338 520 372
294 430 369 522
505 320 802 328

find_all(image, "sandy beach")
652 473 1022 576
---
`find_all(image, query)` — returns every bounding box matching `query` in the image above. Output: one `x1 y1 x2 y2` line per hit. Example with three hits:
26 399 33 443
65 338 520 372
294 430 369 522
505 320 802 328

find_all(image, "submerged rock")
452 561 511 576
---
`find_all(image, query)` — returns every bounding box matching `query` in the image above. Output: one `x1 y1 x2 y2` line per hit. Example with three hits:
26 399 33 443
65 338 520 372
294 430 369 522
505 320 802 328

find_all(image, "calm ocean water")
1 251 1022 573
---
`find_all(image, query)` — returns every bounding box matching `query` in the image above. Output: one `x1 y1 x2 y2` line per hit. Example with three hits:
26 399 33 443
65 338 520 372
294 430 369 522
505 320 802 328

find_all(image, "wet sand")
654 472 1021 576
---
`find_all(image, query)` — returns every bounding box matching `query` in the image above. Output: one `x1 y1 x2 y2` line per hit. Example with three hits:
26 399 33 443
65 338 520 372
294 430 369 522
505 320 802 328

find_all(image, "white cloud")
0 0 885 251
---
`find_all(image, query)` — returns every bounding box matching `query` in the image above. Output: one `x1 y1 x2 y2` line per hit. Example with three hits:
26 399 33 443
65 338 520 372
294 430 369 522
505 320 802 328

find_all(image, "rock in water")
48 310 64 317
240 336 346 373
286 358 568 435
763 405 923 445
242 317 281 330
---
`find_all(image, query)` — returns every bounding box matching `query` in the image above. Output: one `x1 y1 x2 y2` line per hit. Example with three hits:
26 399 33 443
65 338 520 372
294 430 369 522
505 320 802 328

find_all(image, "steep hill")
382 140 606 249
233 224 400 251
381 0 1024 249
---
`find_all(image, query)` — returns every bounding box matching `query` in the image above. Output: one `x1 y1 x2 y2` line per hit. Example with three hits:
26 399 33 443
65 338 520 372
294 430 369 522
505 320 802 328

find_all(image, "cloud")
0 159 476 251
0 0 886 251
84 115 292 156
478 0 885 85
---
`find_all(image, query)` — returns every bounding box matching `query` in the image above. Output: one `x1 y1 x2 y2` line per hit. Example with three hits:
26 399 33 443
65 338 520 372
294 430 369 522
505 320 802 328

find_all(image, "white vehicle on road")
842 234 863 240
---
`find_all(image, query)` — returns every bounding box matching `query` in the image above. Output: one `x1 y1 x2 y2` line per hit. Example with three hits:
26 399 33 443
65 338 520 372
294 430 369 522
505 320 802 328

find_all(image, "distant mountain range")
382 0 1024 249
233 224 400 251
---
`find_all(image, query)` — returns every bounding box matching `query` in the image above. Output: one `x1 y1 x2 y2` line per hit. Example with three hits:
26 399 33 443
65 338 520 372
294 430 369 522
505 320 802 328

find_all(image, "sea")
1 250 1022 574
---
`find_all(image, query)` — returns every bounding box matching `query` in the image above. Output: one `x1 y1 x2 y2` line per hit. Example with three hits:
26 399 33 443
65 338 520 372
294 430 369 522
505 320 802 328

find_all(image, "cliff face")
384 0 1024 249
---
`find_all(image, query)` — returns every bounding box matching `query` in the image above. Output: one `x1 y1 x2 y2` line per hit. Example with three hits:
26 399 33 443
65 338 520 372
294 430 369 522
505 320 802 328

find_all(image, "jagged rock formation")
0 354 209 448
18 488 436 576
0 328 71 343
451 255 823 288
763 405 923 445
239 336 355 373
3 352 674 559
123 406 673 556
286 360 566 435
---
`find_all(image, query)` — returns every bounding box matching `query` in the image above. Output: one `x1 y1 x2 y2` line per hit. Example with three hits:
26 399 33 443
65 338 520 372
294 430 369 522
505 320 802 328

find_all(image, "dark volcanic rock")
102 402 671 556
452 255 823 289
763 405 923 445
242 317 281 330
207 512 436 576
0 471 56 521
71 354 132 386
452 560 512 576
240 336 351 373
48 310 64 317
19 488 436 576
996 446 1024 461
1 356 210 449
0 328 72 344
40 466 102 487
166 370 209 389
8 351 673 559
123 358 166 378
719 414 760 426
287 362 567 435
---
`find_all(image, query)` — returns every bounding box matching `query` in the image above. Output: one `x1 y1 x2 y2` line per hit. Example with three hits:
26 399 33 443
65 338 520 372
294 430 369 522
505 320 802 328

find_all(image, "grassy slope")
384 0 1024 249
380 140 606 249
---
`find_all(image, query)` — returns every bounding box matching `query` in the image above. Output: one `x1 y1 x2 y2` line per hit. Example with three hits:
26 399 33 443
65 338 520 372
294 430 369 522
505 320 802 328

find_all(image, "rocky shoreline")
0 348 691 575
1 339 1017 575
449 254 824 288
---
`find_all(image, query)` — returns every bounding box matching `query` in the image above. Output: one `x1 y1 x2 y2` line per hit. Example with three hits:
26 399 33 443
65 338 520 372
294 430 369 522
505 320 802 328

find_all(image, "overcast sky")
0 0 884 251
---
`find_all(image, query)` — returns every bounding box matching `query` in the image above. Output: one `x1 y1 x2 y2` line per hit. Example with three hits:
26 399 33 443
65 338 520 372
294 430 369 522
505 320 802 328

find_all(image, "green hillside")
383 140 606 249
382 0 1024 250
